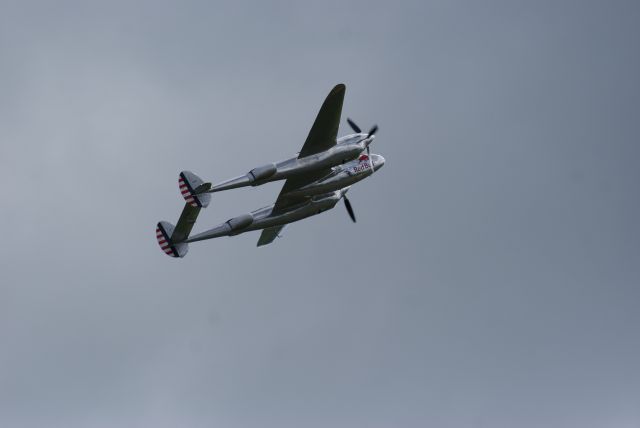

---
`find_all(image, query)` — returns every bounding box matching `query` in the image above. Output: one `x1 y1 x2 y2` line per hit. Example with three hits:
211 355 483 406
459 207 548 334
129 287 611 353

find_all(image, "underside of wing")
271 167 333 213
258 169 329 246
261 165 334 247
257 225 286 247
297 84 346 159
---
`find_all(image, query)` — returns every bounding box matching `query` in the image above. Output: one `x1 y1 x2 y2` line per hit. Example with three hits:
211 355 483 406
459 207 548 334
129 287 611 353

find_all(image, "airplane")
155 83 385 257
177 83 379 208
156 151 385 257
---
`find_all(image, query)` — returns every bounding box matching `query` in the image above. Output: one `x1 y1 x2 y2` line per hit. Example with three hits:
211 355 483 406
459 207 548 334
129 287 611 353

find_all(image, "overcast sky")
1 0 639 427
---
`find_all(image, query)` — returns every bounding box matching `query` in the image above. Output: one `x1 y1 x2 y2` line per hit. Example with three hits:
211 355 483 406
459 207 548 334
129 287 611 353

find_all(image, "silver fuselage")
208 134 374 193
186 153 385 244
282 153 385 197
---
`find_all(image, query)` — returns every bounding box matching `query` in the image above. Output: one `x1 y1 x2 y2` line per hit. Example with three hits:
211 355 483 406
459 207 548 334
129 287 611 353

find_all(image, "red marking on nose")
359 154 369 161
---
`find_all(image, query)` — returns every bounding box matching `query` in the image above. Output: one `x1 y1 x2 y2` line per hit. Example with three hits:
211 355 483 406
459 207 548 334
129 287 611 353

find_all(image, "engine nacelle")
226 213 254 231
247 163 277 183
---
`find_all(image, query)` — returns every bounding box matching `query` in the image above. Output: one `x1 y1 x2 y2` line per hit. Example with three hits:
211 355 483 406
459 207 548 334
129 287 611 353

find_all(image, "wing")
297 84 346 158
257 225 286 247
272 167 333 213
257 167 333 247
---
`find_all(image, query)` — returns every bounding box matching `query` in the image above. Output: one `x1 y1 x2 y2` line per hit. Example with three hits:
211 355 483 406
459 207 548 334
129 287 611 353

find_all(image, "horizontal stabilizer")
257 225 286 246
179 171 211 208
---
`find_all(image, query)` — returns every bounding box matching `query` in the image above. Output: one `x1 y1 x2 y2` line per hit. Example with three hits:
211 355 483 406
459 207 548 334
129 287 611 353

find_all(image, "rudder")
156 221 189 258
179 171 212 208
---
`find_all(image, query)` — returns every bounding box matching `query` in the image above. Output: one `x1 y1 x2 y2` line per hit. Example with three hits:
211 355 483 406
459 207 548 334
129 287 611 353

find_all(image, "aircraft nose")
372 154 385 171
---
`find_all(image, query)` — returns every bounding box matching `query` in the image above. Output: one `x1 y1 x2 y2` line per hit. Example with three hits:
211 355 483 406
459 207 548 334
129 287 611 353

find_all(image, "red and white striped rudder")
155 221 188 258
179 171 211 208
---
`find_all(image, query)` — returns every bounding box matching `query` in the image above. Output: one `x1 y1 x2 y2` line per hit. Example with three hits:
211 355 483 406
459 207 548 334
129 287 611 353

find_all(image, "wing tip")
332 83 346 94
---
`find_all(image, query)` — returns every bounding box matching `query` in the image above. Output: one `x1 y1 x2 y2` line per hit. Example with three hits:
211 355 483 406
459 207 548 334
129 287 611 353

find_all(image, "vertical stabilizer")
179 171 212 208
156 221 189 258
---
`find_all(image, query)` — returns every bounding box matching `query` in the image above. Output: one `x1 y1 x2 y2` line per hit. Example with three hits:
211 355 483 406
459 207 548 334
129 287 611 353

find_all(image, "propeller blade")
347 118 362 134
367 124 378 137
344 196 356 223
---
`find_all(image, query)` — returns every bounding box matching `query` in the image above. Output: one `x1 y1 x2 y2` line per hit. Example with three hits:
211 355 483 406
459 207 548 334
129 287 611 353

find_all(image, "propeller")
348 118 378 180
342 118 379 224
346 118 361 134
347 118 378 174
343 196 356 223
347 118 378 138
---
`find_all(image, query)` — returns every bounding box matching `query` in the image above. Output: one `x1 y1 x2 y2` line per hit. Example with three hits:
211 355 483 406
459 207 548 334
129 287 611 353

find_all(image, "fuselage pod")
247 192 343 231
283 153 385 198
207 134 373 193
248 164 277 182
227 213 254 234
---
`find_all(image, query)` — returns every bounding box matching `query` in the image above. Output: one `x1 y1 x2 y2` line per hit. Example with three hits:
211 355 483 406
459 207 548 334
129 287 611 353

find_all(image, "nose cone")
371 153 385 171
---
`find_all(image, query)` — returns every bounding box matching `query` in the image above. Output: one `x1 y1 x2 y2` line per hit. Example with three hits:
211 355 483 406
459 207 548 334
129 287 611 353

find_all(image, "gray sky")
1 0 639 426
